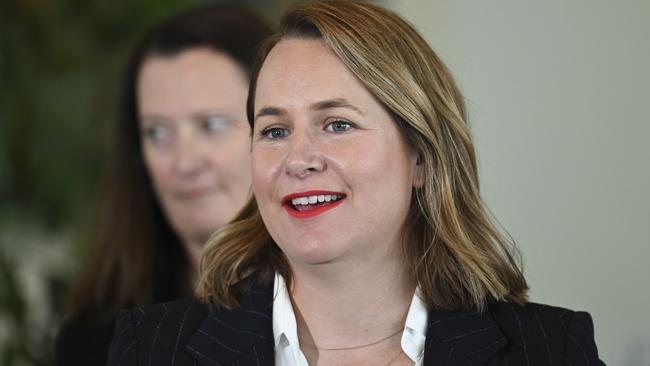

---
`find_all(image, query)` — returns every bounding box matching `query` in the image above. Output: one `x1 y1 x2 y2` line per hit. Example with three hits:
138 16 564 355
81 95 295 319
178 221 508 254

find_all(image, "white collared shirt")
272 273 428 366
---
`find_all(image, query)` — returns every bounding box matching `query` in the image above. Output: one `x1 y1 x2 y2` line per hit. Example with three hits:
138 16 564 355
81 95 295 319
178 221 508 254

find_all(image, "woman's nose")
173 134 207 176
283 130 326 179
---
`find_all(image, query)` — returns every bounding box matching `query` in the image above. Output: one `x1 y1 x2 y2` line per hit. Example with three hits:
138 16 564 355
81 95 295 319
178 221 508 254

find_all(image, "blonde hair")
198 0 528 311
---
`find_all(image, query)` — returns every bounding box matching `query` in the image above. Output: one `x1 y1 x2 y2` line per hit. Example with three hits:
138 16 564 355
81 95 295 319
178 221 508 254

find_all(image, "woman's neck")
289 254 416 351
181 238 203 290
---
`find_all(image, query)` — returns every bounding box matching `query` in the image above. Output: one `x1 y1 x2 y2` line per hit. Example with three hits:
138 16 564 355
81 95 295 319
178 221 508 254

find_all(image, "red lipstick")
282 190 346 219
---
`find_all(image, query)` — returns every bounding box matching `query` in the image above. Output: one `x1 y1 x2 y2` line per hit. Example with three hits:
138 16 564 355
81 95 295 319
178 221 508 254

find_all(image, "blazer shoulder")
491 301 575 325
489 301 605 365
55 316 115 366
490 301 595 337
129 297 208 322
107 298 210 366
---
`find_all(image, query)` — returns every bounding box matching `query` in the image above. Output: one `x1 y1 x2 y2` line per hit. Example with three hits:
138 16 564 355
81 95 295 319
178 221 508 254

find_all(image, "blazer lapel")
423 306 507 365
186 280 275 366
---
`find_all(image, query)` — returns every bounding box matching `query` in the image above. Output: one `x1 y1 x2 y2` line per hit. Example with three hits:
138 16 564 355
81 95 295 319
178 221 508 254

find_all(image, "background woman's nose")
173 135 207 176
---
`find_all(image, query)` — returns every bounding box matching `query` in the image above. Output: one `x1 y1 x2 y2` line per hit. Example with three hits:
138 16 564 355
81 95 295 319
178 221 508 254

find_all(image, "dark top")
55 316 115 366
107 280 605 366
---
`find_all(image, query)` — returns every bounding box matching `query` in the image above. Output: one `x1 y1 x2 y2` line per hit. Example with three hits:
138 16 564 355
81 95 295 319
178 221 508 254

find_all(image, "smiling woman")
251 38 419 272
107 1 604 365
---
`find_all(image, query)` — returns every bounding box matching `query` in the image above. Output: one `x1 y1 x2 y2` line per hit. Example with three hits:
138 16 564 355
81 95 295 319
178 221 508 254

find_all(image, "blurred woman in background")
55 4 271 365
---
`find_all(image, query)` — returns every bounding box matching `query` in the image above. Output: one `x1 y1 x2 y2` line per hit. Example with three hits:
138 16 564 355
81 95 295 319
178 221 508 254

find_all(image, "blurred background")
0 1 290 364
388 1 650 365
0 0 648 365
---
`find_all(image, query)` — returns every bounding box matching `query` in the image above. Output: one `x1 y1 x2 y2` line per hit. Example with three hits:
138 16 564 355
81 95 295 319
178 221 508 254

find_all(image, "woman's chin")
281 243 353 270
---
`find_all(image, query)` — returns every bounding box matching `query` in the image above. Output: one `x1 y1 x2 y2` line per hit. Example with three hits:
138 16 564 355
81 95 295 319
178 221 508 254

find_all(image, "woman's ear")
412 153 424 188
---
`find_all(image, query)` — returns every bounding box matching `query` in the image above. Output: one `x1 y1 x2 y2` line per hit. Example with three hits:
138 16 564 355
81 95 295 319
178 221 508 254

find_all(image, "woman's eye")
204 116 229 133
142 123 174 147
263 127 290 139
325 120 352 133
143 125 168 141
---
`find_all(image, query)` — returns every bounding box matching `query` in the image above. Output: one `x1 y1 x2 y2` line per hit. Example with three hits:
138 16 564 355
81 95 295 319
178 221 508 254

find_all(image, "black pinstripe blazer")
106 279 605 366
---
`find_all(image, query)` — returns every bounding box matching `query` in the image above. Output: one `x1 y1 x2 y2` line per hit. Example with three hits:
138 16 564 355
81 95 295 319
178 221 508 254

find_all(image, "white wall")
385 1 650 365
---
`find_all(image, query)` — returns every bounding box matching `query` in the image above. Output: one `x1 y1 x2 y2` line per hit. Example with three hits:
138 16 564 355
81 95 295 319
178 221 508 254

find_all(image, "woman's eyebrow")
255 106 287 120
311 98 365 115
254 98 365 121
191 111 234 122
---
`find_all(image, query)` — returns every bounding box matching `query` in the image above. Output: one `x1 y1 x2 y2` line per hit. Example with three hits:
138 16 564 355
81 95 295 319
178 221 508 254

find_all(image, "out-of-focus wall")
385 1 650 365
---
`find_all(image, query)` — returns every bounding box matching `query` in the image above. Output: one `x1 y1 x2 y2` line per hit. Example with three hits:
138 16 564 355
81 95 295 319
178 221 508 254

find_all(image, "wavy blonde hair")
198 0 528 311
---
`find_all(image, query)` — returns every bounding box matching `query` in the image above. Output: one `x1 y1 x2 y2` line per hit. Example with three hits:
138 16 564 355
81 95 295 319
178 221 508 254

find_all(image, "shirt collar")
401 287 428 363
272 273 428 363
272 272 298 348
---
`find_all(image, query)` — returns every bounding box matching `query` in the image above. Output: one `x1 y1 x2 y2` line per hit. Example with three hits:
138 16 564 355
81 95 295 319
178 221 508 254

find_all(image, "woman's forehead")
258 38 340 85
254 38 375 115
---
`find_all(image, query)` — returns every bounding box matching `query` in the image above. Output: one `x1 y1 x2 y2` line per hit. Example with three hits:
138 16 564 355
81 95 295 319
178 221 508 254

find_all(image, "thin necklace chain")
310 327 404 351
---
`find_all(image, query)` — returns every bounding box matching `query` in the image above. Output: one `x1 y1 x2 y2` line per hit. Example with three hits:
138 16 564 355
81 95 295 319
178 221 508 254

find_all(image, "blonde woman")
107 1 604 365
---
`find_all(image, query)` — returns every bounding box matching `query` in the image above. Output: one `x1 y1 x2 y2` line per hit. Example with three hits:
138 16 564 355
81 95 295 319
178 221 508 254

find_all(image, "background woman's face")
137 47 251 250
251 39 419 268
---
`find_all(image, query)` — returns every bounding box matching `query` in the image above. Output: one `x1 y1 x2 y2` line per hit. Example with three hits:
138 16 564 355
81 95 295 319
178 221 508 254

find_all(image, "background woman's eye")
142 124 174 146
144 125 166 140
204 115 229 133
264 127 289 139
326 120 352 133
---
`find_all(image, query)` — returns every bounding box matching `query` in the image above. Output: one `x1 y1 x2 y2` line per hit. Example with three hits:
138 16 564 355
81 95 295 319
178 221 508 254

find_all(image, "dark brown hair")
65 3 272 322
198 0 528 312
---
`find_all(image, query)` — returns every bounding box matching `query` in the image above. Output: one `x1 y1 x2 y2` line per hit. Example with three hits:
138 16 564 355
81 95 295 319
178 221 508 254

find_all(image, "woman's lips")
282 190 346 219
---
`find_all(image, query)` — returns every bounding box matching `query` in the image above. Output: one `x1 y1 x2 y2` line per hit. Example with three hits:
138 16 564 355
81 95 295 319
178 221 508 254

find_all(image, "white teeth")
291 197 310 205
290 194 343 206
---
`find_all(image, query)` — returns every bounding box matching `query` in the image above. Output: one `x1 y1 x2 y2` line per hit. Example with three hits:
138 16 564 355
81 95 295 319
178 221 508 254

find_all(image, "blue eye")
263 127 289 139
326 120 352 133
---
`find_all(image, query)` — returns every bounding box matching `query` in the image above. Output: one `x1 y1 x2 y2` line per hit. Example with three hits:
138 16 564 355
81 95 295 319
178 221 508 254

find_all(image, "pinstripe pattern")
511 302 531 366
252 346 262 366
172 306 192 365
116 340 136 366
533 306 553 365
196 328 245 354
147 303 169 366
442 324 498 342
106 279 605 366
209 314 269 339
186 345 223 366
109 316 133 362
